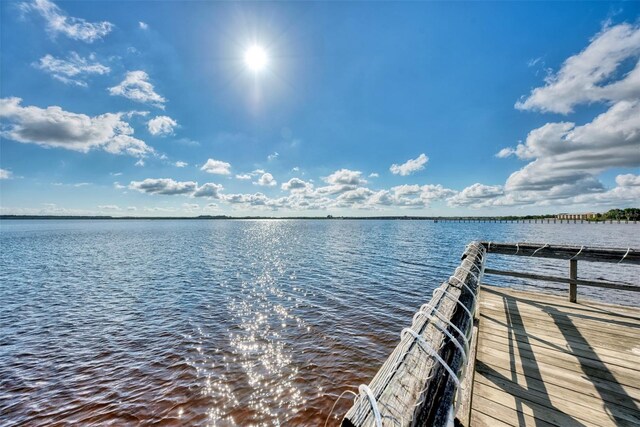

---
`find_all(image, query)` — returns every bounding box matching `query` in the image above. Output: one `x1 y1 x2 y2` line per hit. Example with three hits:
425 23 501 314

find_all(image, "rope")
358 385 382 427
530 243 549 257
324 389 358 427
569 245 585 260
401 328 460 388
416 304 470 356
416 311 468 365
618 248 631 264
448 276 478 310
433 288 473 336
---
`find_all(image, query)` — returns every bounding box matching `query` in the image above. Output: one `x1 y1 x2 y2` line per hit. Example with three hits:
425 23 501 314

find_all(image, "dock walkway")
471 285 640 427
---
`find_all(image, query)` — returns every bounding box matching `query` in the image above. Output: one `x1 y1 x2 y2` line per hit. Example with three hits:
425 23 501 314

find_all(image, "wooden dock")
341 242 639 427
471 285 640 427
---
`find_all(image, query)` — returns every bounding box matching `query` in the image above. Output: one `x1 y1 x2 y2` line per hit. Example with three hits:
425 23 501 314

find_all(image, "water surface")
1 219 638 426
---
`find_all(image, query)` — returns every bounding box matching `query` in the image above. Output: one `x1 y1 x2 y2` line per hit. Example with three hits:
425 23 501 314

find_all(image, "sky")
1 0 639 217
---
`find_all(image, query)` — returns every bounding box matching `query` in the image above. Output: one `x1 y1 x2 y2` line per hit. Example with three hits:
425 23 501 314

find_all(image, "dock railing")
341 241 639 427
480 242 639 302
342 242 486 427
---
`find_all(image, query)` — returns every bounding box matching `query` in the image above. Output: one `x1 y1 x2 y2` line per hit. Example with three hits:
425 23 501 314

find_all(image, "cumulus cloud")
98 204 121 211
0 97 153 157
504 100 640 194
281 178 313 192
200 158 231 175
516 23 640 114
139 21 148 30
108 71 166 108
447 183 504 207
368 172 379 178
193 183 223 199
324 168 367 186
267 152 279 161
21 0 113 42
235 174 251 180
390 153 429 176
616 173 640 187
175 161 188 167
0 169 13 179
255 172 277 187
147 115 177 136
490 23 640 207
34 52 110 87
129 178 196 195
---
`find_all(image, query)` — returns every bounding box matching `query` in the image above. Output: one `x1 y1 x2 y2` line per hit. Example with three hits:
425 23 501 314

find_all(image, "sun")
244 45 268 73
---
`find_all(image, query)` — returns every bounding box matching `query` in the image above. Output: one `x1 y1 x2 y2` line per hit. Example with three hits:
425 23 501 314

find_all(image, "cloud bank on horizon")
0 1 638 216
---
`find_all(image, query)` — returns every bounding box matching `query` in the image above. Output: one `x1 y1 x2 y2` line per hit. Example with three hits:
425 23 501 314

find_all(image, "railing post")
569 259 578 303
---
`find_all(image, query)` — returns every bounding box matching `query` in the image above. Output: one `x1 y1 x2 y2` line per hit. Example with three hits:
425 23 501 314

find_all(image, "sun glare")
244 45 268 73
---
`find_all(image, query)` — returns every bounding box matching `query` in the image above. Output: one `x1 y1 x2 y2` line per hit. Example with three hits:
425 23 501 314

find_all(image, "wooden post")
569 259 577 303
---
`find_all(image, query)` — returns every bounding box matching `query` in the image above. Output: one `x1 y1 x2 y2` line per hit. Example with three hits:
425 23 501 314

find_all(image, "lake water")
1 219 638 426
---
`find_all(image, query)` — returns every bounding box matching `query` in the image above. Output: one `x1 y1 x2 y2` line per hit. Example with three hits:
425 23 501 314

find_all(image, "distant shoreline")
1 214 637 223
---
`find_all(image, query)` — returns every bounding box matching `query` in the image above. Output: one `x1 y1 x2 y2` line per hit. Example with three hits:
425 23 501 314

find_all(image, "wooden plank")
476 340 640 390
473 381 607 427
477 327 640 368
479 291 640 328
475 364 640 426
483 268 640 292
480 242 640 265
470 409 514 427
470 394 558 427
480 286 640 318
478 305 640 340
475 342 640 402
476 353 640 411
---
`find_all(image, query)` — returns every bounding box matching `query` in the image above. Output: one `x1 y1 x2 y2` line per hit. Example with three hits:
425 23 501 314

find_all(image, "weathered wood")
483 268 640 292
480 242 640 265
569 259 578 302
454 320 479 426
470 285 640 427
342 243 485 427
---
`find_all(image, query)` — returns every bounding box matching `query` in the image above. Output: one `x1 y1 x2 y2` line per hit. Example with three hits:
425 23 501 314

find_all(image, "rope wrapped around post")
341 241 485 427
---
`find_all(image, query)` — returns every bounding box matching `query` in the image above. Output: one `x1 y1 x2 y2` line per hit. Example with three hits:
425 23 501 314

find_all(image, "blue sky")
1 1 639 216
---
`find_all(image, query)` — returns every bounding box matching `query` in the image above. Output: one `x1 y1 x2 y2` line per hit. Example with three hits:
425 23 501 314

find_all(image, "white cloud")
235 174 251 180
0 169 13 179
22 0 113 43
175 161 188 168
516 23 640 114
495 147 516 158
193 183 223 199
108 71 166 108
130 178 196 195
368 172 379 178
98 204 121 211
0 97 153 157
281 178 313 192
147 115 177 136
447 183 504 207
139 21 148 30
489 23 640 208
201 158 231 175
390 153 429 176
504 100 640 193
35 52 110 87
135 159 145 167
324 168 367 186
255 172 277 187
616 173 640 187
267 152 279 161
